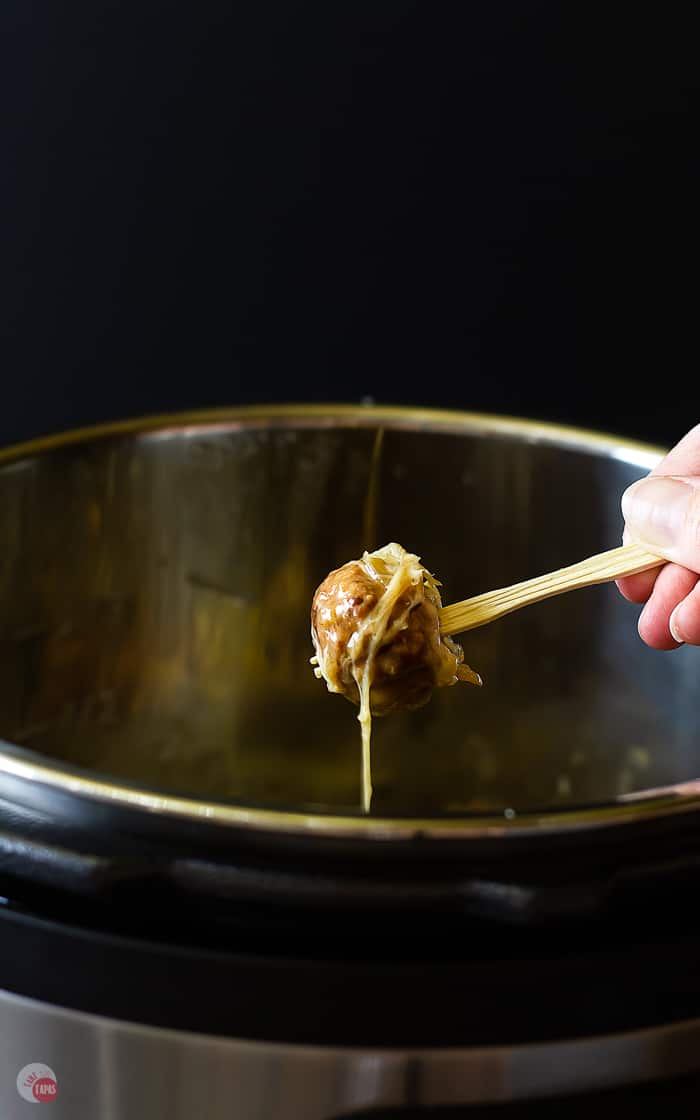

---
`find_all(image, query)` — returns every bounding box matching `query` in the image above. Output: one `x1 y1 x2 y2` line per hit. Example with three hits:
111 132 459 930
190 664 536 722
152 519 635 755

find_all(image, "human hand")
616 423 700 649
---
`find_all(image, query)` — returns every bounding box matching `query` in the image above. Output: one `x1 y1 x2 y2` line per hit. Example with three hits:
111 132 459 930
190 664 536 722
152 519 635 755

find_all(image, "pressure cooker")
1 405 700 1118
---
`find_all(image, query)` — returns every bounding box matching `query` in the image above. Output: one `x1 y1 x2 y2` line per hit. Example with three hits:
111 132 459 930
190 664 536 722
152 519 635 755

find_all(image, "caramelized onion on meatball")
310 542 481 812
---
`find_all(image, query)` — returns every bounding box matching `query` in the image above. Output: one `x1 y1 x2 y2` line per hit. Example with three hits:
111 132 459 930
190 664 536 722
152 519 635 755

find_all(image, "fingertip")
616 568 659 604
669 603 685 645
637 601 682 650
668 583 700 645
635 564 698 650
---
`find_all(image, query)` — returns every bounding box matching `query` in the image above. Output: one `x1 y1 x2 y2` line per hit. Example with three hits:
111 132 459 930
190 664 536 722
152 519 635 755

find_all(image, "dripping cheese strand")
349 548 424 812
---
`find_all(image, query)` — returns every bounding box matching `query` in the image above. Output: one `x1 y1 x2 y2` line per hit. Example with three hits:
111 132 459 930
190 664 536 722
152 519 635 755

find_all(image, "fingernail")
669 602 686 645
621 477 693 550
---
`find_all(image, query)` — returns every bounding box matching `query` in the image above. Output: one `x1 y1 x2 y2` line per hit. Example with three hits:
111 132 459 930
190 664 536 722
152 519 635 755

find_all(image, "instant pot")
2 405 700 1119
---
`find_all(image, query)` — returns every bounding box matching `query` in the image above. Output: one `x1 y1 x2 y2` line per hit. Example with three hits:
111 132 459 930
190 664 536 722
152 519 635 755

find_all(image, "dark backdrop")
1 2 698 449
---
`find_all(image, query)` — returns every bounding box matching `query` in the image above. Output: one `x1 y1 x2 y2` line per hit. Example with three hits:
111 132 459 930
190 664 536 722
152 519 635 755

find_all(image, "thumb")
621 475 700 572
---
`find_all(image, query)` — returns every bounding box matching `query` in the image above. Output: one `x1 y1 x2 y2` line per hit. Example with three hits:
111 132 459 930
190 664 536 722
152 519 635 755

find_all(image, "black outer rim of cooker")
3 774 700 1048
5 764 700 926
2 895 700 1047
4 754 700 1049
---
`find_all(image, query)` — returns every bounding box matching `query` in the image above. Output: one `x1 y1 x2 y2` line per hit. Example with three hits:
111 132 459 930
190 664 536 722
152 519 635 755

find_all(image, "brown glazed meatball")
310 542 480 717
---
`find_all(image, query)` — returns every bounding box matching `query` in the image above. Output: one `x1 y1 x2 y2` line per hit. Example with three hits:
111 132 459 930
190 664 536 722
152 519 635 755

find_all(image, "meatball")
310 542 481 813
310 542 481 716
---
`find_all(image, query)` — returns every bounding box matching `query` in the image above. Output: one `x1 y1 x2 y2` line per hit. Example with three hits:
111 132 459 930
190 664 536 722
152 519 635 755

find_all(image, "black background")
1 2 698 450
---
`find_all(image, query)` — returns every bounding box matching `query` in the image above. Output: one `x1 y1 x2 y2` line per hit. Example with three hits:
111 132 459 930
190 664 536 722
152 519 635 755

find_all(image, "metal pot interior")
0 407 697 818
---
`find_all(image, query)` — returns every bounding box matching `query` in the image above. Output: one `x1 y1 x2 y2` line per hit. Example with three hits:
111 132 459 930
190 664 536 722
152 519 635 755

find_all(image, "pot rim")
2 401 693 843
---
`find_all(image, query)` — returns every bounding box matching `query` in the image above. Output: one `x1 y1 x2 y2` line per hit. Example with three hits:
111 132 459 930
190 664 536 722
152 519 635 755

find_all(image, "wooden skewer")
439 542 663 637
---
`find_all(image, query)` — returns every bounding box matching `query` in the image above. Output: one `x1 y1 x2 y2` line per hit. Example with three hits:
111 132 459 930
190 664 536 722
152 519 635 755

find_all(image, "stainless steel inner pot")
0 405 698 829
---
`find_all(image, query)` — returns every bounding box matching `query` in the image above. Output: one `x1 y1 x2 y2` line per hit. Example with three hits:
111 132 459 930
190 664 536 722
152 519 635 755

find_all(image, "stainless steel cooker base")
3 987 700 1119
